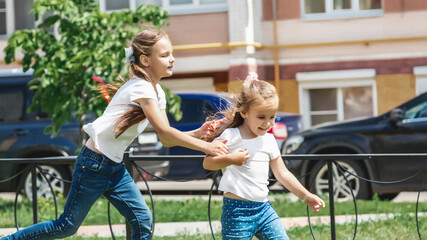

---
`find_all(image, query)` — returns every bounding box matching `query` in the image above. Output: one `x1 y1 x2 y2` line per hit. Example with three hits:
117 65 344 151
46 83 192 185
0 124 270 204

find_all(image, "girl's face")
146 37 175 82
240 97 279 138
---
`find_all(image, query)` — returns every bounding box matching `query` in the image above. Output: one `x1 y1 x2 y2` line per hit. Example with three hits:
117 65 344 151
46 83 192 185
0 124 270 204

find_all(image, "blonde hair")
101 29 169 138
205 78 278 142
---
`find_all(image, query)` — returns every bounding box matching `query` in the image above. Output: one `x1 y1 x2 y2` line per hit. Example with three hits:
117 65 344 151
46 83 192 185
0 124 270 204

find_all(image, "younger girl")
2 29 227 240
203 72 325 240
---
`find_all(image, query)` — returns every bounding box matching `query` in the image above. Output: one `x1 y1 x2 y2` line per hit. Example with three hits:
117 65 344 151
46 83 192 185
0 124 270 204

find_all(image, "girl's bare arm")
135 98 228 156
203 148 249 170
270 156 325 213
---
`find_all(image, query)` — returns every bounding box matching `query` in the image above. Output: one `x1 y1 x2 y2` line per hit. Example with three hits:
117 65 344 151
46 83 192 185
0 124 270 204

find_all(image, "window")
309 88 337 125
14 0 35 30
105 0 130 10
136 0 162 8
343 86 373 119
302 0 382 19
98 0 227 14
170 0 191 4
0 0 6 35
297 69 377 128
404 101 427 120
414 66 427 96
1 0 50 38
0 0 14 37
164 0 227 14
308 86 373 126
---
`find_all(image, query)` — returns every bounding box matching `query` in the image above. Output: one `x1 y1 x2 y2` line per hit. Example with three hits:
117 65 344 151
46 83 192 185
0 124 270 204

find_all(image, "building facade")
1 0 427 128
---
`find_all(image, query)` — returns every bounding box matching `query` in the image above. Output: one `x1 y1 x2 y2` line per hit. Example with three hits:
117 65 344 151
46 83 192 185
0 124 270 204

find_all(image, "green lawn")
14 214 424 240
0 193 426 239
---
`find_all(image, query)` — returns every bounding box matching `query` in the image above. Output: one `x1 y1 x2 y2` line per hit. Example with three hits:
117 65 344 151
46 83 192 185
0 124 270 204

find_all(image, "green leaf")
38 15 61 28
162 85 182 122
43 125 53 135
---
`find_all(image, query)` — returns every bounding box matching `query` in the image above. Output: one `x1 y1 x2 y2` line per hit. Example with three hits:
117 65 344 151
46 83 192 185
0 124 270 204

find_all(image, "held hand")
304 193 326 213
207 139 228 156
230 148 250 166
199 118 226 138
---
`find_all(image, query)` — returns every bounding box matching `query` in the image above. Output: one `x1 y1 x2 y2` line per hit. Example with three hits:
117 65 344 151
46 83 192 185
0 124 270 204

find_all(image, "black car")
0 69 168 199
282 92 427 201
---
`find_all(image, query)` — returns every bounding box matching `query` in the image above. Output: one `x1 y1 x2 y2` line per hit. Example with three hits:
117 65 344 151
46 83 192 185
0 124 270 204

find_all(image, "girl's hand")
207 139 228 156
304 193 326 213
229 148 250 166
199 118 226 138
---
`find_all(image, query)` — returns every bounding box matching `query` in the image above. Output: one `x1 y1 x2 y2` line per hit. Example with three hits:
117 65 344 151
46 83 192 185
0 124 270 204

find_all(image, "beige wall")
279 79 299 114
376 74 415 114
263 9 427 45
215 82 228 92
226 79 299 114
166 12 230 58
227 80 244 94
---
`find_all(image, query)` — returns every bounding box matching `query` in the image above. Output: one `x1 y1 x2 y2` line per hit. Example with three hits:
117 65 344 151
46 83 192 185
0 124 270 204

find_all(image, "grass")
0 193 426 239
7 214 424 240
2 193 426 227
288 214 426 239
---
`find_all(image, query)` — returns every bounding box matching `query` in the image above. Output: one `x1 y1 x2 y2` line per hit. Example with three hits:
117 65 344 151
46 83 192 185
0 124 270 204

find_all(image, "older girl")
2 29 227 240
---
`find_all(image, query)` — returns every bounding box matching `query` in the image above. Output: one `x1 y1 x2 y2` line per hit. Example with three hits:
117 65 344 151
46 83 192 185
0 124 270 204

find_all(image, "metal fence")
0 153 426 240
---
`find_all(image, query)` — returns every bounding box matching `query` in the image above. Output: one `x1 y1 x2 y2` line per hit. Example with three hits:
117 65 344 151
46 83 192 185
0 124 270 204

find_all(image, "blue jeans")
2 146 152 240
221 197 289 240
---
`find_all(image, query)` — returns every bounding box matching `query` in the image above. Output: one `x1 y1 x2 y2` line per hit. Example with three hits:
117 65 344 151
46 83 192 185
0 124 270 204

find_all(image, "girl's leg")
105 165 152 240
1 146 109 240
221 197 257 240
254 202 289 240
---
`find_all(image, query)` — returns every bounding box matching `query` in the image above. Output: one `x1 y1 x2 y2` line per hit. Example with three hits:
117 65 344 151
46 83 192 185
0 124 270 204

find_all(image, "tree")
4 0 181 148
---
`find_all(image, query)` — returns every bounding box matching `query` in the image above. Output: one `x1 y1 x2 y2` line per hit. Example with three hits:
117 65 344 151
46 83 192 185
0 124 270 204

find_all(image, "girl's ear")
139 55 150 67
240 110 247 119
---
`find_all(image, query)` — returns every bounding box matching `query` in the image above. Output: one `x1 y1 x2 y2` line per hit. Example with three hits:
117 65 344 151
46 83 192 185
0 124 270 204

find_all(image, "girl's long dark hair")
100 29 169 138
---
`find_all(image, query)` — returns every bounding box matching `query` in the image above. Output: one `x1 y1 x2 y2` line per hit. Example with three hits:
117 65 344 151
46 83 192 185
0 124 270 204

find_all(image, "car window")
404 101 427 120
0 86 25 122
168 98 216 125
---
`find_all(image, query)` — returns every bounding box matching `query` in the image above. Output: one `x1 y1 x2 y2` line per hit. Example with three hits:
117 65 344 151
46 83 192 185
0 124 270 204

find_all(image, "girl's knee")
52 217 80 238
56 223 79 238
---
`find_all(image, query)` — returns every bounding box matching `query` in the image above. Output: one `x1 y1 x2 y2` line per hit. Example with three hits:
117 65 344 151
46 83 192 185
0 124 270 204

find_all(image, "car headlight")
283 135 304 154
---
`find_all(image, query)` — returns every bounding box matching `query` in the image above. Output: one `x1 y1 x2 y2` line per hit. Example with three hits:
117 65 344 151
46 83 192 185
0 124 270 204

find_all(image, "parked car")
159 92 303 185
0 69 168 199
282 92 427 201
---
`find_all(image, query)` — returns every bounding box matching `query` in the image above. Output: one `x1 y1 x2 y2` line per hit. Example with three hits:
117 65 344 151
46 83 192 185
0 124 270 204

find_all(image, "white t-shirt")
217 128 281 202
83 78 166 163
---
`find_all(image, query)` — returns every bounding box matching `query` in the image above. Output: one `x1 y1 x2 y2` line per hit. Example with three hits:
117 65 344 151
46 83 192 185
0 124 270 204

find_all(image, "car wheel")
308 161 371 201
22 165 71 199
